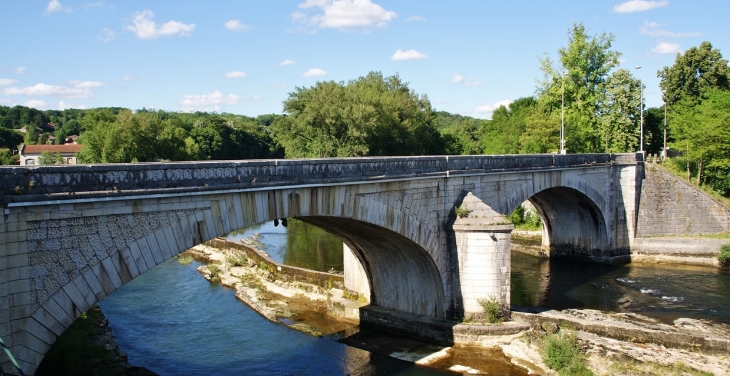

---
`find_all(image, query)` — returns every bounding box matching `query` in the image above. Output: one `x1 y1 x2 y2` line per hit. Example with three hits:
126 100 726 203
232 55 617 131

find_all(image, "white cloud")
302 68 327 77
97 27 115 42
0 78 18 86
639 21 700 38
82 2 113 10
391 49 427 61
24 100 47 109
651 42 681 54
0 98 12 104
126 10 195 40
271 83 287 88
69 80 104 89
122 75 138 81
3 81 104 99
46 0 71 14
293 0 397 32
225 71 247 78
278 59 296 66
224 20 252 31
15 67 27 74
405 15 425 22
613 0 668 13
179 91 247 112
475 99 512 118
452 74 482 87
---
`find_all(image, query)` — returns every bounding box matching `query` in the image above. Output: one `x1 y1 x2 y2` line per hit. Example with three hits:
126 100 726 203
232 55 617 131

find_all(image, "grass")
207 264 221 282
609 359 713 376
476 296 506 323
455 205 469 218
719 244 730 267
226 253 248 267
176 254 194 265
541 330 593 376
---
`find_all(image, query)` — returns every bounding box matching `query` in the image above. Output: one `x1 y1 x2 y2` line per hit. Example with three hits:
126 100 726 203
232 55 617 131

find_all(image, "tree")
38 151 64 165
670 89 730 190
658 41 730 106
599 69 642 152
271 72 444 158
0 127 24 150
0 148 18 165
537 23 621 153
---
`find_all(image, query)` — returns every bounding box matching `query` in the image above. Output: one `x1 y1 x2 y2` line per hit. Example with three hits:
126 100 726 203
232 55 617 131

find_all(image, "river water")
98 220 730 375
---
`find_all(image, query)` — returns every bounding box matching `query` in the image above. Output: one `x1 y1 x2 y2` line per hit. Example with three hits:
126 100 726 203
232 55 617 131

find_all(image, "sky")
0 0 728 119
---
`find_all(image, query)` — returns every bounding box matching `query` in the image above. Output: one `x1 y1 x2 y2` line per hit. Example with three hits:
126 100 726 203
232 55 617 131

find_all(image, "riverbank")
35 306 157 376
193 238 730 375
513 230 730 267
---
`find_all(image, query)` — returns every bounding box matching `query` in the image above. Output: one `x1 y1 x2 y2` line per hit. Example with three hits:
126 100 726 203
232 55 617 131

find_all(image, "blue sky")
0 1 727 119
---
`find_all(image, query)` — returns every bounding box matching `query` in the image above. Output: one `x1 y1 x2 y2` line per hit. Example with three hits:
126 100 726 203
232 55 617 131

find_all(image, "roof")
22 144 83 154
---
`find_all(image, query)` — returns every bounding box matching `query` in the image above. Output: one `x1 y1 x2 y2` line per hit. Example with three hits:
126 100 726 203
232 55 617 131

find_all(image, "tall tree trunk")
687 159 691 181
697 158 704 186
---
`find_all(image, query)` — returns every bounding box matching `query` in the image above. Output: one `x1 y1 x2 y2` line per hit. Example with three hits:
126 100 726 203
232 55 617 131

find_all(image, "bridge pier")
450 193 513 319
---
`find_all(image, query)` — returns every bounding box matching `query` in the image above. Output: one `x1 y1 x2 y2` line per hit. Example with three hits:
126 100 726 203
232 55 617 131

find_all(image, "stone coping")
1 153 641 205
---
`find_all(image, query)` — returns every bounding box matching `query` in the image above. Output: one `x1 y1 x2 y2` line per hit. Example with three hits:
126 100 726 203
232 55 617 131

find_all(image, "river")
97 220 730 375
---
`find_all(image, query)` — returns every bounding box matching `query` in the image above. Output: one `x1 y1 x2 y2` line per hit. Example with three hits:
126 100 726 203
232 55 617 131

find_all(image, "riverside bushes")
719 244 730 267
541 330 593 376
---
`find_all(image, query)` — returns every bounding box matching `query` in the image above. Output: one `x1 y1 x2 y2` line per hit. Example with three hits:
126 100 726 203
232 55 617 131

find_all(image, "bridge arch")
492 171 611 260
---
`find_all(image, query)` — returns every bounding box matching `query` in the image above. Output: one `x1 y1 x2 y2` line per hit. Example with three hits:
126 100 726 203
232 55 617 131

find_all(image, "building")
19 144 83 166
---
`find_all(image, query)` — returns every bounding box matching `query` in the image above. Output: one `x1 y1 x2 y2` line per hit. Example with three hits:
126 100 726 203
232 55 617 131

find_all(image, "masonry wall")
636 164 730 236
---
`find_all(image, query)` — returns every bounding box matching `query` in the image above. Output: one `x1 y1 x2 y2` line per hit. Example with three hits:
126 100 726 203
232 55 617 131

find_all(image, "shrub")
541 330 593 376
176 255 194 265
719 244 730 267
207 264 221 282
455 205 469 218
476 296 505 323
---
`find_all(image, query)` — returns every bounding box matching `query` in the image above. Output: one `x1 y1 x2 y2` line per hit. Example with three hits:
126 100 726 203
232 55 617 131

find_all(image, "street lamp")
560 70 566 154
635 66 644 153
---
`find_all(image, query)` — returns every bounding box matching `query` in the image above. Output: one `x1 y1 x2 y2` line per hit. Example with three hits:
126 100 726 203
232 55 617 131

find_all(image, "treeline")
0 107 284 163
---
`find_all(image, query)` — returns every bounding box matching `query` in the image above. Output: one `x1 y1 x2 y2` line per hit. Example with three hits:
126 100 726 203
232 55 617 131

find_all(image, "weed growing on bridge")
718 244 730 267
455 205 469 218
476 296 506 323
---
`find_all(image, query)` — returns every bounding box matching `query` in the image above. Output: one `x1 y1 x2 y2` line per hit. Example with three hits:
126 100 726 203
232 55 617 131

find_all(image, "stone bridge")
0 153 643 374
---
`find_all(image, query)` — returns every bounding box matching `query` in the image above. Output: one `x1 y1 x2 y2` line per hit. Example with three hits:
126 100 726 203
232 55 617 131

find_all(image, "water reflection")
226 219 343 272
225 220 730 325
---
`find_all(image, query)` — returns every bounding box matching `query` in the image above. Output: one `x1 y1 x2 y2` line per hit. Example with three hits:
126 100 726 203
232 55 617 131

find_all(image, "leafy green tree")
658 41 730 106
0 148 18 165
0 127 24 150
24 124 39 145
38 151 64 165
271 72 444 158
77 109 129 163
437 113 484 155
537 23 621 153
671 89 730 190
598 68 642 152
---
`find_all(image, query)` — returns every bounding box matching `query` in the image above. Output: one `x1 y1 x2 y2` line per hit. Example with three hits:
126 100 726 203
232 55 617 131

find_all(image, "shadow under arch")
297 216 446 319
520 187 611 263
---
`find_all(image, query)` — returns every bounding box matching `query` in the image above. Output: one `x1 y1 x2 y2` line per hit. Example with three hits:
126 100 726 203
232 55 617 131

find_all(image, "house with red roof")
19 144 83 166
